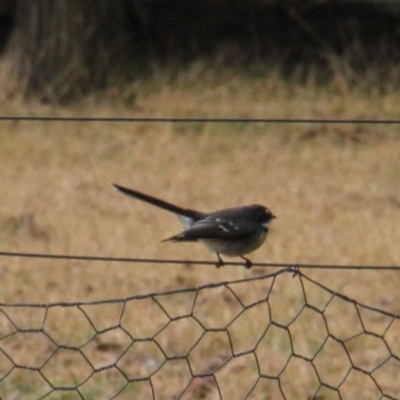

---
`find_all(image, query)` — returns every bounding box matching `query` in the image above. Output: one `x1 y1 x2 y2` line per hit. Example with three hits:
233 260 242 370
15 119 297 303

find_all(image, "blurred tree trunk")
2 0 133 103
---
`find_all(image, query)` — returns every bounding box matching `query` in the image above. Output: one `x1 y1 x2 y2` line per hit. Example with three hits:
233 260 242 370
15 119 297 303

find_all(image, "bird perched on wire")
113 184 276 269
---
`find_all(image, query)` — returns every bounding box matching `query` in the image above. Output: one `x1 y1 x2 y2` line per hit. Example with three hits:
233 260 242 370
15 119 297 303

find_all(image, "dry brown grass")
1 68 400 399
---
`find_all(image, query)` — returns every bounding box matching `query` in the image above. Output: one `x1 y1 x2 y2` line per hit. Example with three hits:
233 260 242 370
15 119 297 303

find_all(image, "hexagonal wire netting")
1 267 399 400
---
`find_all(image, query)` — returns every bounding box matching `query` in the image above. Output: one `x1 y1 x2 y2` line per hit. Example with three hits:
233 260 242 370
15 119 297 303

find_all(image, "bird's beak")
272 214 277 219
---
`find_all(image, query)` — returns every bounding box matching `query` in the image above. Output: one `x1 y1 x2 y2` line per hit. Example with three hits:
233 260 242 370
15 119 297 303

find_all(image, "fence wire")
1 116 400 124
1 267 399 400
2 251 400 271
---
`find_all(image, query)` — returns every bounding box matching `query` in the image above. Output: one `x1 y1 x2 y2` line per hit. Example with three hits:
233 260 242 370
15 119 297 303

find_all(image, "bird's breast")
200 228 269 257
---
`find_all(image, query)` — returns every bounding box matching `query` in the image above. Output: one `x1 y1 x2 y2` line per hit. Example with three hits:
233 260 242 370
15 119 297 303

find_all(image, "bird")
113 184 276 269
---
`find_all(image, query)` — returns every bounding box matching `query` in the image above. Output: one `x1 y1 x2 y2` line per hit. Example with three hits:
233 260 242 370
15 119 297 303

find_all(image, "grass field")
1 68 400 399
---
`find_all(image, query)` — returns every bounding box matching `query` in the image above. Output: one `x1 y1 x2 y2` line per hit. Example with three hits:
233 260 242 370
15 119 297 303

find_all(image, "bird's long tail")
113 184 205 221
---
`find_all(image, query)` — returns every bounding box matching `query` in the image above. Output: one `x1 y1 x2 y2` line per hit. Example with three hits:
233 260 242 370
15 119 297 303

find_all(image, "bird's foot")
289 264 300 277
215 254 225 269
240 256 253 269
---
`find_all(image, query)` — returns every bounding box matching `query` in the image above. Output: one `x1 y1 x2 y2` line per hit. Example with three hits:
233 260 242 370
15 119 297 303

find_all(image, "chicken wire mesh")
0 268 399 400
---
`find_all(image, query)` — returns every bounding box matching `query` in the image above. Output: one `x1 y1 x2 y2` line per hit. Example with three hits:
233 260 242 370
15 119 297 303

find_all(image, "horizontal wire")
1 116 400 124
0 251 399 270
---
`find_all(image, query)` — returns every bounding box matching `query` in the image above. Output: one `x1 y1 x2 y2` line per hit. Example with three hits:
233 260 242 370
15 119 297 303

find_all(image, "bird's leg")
215 253 225 268
289 264 300 277
240 256 253 269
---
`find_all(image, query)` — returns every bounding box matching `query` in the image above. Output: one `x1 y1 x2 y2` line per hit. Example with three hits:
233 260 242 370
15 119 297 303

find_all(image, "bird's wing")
162 218 252 242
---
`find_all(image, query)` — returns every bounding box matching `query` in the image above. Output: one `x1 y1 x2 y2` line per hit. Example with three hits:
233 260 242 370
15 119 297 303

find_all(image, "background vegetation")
1 0 400 102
